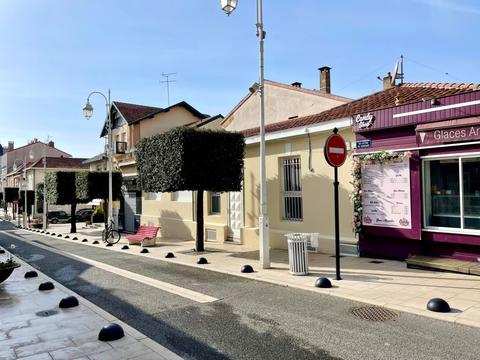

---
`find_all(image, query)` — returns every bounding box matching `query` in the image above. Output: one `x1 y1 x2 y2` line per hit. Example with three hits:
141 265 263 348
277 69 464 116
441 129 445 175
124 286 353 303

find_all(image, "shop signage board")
418 124 480 146
361 158 412 229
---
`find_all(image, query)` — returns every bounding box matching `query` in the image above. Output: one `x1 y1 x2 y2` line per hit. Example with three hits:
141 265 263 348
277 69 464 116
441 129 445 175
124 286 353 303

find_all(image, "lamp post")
42 138 50 231
83 90 113 229
221 0 270 268
13 149 34 228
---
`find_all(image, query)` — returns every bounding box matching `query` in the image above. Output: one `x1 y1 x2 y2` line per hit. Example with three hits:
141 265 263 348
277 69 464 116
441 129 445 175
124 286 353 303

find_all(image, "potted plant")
0 254 20 284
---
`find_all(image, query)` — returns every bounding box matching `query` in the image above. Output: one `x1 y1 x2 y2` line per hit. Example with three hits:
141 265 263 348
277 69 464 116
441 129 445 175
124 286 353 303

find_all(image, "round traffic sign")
324 133 347 167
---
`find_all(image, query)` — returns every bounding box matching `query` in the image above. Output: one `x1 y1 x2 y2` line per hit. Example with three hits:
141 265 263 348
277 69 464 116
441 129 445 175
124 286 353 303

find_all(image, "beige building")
85 100 222 234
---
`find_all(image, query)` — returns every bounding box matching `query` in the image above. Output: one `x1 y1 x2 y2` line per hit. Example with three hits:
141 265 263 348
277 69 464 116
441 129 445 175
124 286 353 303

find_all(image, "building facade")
353 83 480 262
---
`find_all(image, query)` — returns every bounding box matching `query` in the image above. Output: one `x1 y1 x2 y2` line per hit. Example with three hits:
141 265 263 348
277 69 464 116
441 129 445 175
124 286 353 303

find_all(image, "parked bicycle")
102 219 121 244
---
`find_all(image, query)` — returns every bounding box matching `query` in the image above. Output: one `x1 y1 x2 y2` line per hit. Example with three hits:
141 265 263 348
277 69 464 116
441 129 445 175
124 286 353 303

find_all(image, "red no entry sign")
324 133 347 167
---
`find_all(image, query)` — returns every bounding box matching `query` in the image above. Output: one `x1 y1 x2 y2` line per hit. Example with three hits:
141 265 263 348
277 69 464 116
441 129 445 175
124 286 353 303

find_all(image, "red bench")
126 226 160 247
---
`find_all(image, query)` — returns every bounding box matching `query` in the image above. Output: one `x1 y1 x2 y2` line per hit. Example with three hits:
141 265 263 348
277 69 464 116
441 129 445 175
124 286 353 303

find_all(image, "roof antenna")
159 72 177 106
392 55 404 85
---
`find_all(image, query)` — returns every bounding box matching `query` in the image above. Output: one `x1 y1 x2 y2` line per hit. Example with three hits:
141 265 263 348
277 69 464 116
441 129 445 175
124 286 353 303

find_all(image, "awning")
416 117 480 132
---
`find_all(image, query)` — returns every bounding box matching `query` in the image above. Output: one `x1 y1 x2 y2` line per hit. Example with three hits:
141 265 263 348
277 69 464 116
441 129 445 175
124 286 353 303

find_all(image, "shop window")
424 156 480 231
281 157 303 221
210 192 221 215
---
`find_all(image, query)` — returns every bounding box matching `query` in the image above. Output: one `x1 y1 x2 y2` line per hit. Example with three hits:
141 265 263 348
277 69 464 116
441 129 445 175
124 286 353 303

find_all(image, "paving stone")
15 338 75 358
18 353 53 360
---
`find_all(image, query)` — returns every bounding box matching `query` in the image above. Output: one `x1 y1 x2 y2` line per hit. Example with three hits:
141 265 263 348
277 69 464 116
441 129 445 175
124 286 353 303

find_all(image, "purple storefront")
353 90 480 262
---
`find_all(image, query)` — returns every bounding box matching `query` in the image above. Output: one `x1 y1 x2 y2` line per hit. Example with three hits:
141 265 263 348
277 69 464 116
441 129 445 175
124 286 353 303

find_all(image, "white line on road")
1 230 219 304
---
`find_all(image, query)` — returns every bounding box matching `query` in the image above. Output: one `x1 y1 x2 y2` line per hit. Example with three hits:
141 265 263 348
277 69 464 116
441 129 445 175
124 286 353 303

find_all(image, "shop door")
124 191 137 233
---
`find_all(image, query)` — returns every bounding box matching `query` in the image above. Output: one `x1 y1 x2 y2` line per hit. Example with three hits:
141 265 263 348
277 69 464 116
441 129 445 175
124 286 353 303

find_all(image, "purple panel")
422 231 480 247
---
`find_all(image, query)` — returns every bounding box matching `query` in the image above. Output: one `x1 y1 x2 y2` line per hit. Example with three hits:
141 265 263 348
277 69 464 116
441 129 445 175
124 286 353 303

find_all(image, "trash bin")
285 233 309 275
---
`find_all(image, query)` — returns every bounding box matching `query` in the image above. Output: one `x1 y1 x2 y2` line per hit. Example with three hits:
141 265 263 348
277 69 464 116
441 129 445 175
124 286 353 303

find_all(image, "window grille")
210 192 221 214
281 157 303 221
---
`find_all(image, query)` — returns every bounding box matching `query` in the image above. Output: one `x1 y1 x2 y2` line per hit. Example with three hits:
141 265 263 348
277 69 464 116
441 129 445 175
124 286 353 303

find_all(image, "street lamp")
13 149 34 228
221 0 270 268
83 90 113 229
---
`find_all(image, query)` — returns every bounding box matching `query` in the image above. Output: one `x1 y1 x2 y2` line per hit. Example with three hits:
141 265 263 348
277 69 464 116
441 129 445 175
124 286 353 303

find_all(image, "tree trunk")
70 203 77 233
196 189 204 252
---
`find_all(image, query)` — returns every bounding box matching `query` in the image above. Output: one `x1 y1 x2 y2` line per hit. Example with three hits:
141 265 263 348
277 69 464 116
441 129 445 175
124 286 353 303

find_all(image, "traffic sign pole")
334 165 341 280
324 127 346 281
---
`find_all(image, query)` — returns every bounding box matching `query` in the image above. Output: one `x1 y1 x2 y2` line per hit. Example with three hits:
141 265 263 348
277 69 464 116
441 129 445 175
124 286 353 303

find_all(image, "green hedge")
137 127 245 192
4 187 19 203
75 171 122 201
45 171 84 205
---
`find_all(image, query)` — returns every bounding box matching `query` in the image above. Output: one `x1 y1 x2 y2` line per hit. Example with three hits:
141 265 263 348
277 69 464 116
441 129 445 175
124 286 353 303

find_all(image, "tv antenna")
392 55 404 85
159 72 177 106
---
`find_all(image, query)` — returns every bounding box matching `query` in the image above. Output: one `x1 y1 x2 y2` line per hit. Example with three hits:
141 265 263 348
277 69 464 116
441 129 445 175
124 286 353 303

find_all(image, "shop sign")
356 139 372 149
361 158 411 229
418 124 480 146
354 113 375 130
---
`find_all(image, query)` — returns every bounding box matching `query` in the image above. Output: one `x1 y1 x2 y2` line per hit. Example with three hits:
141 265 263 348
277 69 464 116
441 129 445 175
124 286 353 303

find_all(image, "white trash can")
285 233 309 275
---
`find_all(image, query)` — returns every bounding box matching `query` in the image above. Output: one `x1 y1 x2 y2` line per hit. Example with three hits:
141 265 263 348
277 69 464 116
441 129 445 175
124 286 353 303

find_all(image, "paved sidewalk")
0 245 182 360
22 223 480 328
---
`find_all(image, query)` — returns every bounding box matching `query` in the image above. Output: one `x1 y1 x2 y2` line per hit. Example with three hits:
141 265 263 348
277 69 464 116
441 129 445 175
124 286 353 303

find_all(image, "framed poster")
361 158 411 229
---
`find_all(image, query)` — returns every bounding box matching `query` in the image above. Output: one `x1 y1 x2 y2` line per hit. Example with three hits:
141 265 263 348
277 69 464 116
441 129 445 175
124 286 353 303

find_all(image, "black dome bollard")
140 248 149 254
106 243 113 247
0 249 5 254
41 231 45 233
92 240 99 244
72 237 78 240
82 239 89 243
46 232 50 235
57 234 63 237
24 271 38 278
64 235 70 239
38 282 55 291
121 245 129 250
59 296 79 308
241 265 254 273
315 277 332 288
197 257 208 265
50 233 56 236
427 298 451 313
98 323 125 341
165 252 175 258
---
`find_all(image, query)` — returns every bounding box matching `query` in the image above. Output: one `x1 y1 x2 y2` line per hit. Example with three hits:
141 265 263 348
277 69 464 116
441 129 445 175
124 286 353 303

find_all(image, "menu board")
361 158 411 229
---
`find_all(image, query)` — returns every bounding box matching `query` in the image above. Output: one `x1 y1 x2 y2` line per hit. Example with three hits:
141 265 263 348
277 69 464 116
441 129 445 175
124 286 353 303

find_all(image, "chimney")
383 72 394 90
291 82 302 88
48 141 54 148
7 141 14 152
319 66 331 94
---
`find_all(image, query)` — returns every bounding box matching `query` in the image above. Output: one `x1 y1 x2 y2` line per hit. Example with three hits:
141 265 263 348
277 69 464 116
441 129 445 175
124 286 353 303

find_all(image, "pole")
334 155 341 280
107 89 113 229
24 155 27 228
43 141 48 230
257 0 270 269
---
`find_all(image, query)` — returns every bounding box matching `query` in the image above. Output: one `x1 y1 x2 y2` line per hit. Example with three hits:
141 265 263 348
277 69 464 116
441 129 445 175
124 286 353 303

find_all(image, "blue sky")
1 0 479 157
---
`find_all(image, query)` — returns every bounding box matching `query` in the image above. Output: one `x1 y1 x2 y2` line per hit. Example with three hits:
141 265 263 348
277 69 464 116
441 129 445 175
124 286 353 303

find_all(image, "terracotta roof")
221 79 352 125
113 102 162 124
4 141 71 157
30 157 89 169
242 82 480 137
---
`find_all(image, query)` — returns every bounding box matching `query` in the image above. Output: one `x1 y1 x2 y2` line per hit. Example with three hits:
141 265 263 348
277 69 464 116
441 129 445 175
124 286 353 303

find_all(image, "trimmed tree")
36 183 44 214
45 171 88 233
75 171 122 225
137 127 245 252
18 190 35 215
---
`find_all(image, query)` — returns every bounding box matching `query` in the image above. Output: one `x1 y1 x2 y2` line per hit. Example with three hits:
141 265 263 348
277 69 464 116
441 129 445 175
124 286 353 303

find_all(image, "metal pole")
24 155 27 228
257 0 269 269
334 165 342 280
107 89 114 229
43 142 48 230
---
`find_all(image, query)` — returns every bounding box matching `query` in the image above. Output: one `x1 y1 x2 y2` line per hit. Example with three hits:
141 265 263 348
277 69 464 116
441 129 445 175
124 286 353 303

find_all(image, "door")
228 191 243 242
124 191 137 233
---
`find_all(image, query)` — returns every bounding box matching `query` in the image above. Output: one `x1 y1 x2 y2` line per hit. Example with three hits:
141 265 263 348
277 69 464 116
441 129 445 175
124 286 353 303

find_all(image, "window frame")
280 156 303 222
209 191 221 215
422 152 480 235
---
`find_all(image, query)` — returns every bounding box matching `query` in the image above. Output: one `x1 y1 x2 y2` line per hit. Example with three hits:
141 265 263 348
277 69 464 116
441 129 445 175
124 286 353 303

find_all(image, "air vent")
206 229 217 242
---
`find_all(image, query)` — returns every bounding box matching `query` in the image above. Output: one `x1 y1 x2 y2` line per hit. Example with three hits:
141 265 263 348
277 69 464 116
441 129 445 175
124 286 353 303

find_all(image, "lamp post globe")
83 101 93 120
220 0 237 15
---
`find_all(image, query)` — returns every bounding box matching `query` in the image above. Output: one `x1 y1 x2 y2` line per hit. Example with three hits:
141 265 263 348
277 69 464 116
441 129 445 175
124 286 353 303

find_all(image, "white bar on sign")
329 147 345 154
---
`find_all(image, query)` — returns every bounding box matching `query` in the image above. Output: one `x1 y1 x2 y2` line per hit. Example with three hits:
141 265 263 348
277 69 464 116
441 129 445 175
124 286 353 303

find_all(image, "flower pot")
0 264 20 284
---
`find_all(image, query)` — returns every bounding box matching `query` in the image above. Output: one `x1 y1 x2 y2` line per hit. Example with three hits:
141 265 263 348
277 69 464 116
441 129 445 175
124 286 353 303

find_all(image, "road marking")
1 230 219 304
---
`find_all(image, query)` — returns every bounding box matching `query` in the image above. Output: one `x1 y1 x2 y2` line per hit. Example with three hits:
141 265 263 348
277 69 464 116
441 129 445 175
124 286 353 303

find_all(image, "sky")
0 0 479 158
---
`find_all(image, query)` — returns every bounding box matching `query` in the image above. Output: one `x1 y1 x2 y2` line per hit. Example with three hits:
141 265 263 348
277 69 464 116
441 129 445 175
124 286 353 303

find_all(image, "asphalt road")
1 221 479 360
